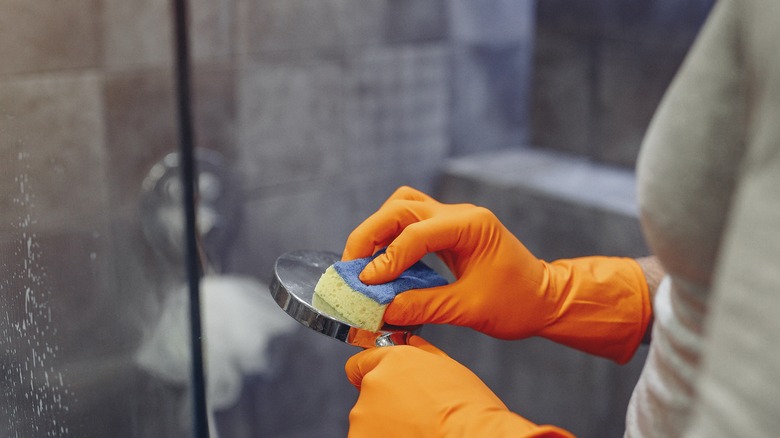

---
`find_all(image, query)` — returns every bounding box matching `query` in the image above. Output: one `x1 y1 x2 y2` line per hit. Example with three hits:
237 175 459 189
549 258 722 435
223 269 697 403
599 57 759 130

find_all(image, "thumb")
345 347 388 389
407 335 449 357
345 338 446 389
382 185 437 205
359 241 427 285
360 217 462 284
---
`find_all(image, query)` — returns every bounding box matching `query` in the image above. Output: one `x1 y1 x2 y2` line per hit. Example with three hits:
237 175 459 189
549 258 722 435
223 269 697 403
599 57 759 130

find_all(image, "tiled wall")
531 0 715 167
224 0 536 289
0 0 727 436
219 1 536 436
0 1 536 437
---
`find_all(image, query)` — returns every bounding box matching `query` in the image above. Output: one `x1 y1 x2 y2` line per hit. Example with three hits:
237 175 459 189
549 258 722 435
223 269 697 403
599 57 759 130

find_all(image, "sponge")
313 250 448 331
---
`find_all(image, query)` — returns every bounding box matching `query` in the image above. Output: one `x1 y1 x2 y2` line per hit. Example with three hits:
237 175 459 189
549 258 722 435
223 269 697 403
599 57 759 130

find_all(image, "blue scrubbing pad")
332 250 449 305
313 249 448 331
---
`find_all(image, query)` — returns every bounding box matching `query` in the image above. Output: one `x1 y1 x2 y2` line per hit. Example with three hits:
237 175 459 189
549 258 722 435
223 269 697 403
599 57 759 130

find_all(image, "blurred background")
0 0 714 436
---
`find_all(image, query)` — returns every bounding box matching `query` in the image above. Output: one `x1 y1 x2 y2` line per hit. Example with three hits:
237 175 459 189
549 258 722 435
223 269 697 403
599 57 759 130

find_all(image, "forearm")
635 256 664 343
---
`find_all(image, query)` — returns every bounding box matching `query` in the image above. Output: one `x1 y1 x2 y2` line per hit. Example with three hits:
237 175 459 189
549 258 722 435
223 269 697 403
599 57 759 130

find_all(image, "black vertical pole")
171 0 209 436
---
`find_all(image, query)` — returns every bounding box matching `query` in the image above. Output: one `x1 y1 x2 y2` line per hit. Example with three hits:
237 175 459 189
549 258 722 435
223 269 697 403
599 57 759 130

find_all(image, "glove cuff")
446 408 574 437
538 256 652 364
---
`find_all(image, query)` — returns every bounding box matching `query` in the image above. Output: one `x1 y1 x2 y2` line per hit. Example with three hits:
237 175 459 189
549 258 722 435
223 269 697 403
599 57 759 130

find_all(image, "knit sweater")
627 0 780 436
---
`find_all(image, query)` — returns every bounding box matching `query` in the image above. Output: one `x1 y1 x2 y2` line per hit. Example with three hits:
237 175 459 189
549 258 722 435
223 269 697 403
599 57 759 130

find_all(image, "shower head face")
269 250 418 348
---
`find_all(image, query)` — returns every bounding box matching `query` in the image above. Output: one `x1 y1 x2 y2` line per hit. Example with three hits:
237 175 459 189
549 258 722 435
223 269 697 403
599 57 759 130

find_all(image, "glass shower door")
0 2 193 437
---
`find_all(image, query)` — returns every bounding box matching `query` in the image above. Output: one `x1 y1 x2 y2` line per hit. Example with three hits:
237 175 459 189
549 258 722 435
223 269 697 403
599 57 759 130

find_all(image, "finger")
381 185 437 206
342 186 448 261
345 338 445 390
342 200 431 261
383 283 464 327
343 187 438 260
342 217 401 261
343 222 389 261
359 215 462 284
406 335 449 357
358 236 427 284
342 187 431 260
345 348 387 389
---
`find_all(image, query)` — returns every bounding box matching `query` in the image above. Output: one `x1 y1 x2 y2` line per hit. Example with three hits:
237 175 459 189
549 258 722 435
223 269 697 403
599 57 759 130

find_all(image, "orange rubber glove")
346 335 573 438
343 186 652 363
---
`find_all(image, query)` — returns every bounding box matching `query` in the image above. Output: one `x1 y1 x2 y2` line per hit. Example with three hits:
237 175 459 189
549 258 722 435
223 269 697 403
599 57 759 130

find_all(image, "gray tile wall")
220 2 535 436
531 0 715 167
449 0 536 155
0 0 721 436
226 0 536 281
0 0 538 437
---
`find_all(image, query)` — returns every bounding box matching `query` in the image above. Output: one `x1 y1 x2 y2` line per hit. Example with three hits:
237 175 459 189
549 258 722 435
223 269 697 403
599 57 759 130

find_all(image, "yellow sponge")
312 251 448 332
314 265 387 331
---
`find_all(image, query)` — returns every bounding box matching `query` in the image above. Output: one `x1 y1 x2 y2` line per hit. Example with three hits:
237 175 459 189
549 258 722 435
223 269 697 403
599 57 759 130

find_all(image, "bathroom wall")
212 1 537 436
0 1 536 437
531 0 715 167
1 0 715 436
223 0 536 283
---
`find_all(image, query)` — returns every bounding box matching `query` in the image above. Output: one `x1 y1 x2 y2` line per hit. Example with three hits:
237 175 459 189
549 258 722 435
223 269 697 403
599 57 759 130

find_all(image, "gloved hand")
346 335 573 438
343 186 651 363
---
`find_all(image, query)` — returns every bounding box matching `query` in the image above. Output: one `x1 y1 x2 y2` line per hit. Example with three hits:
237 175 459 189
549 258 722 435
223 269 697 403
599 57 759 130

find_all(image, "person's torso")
626 0 747 435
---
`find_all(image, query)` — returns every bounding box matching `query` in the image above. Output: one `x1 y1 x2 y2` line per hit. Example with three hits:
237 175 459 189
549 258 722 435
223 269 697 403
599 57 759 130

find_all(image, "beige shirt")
627 0 780 436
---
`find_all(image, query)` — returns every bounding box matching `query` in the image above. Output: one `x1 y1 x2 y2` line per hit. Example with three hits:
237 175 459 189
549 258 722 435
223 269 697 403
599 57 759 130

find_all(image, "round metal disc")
269 250 416 348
